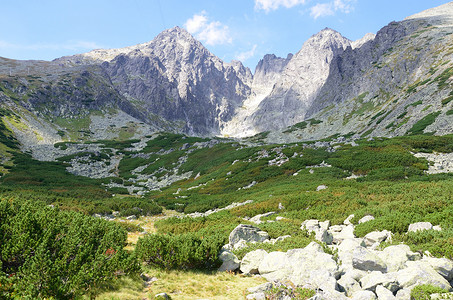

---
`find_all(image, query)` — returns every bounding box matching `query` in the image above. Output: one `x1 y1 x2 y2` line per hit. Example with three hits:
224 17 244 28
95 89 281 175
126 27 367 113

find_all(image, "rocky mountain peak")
405 1 453 26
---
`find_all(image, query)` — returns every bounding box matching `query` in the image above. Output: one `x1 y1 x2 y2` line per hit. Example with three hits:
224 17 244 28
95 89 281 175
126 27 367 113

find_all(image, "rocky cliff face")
250 29 351 132
1 2 453 147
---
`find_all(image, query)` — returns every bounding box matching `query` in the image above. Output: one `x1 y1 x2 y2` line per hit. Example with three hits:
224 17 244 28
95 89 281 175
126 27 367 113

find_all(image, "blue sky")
0 0 449 70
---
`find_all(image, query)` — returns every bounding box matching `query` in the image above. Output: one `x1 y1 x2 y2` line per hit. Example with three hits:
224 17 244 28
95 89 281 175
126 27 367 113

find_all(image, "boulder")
378 244 417 272
352 247 387 272
315 228 333 245
433 225 442 231
363 230 392 248
421 257 453 281
301 220 333 244
407 222 433 233
359 215 375 224
375 285 396 300
396 261 452 291
332 225 355 244
229 224 269 247
329 224 345 232
301 219 320 231
319 220 330 230
359 271 399 293
155 293 170 300
337 238 364 269
351 290 377 300
337 274 362 296
241 249 268 274
258 251 291 281
317 185 328 191
395 288 411 300
258 242 340 290
218 249 240 272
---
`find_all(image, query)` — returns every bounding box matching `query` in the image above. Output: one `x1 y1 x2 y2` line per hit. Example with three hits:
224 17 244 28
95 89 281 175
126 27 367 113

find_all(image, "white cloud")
0 40 102 51
184 12 232 46
310 0 356 19
235 44 257 62
185 11 208 33
334 0 355 13
255 0 307 12
310 3 334 19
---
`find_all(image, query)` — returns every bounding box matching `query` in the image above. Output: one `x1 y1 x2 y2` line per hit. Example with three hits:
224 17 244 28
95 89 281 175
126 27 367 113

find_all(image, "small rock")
358 215 375 224
344 214 355 225
316 185 328 191
155 293 170 300
126 215 137 220
408 222 433 233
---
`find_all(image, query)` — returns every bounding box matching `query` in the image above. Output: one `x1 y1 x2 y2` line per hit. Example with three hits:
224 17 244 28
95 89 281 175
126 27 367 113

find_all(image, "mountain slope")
266 2 453 143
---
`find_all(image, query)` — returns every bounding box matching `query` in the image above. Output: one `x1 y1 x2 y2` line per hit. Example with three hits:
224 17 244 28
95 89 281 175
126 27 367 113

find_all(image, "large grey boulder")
240 249 268 274
351 290 377 300
407 222 433 232
229 224 269 248
378 244 420 272
352 247 387 272
396 261 452 291
421 257 453 281
218 249 240 272
359 271 399 293
258 242 339 291
258 251 291 281
375 285 396 300
362 230 392 248
337 238 364 270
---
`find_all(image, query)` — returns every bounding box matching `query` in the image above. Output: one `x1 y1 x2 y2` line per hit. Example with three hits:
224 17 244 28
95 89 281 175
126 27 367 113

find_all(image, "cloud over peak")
255 0 307 12
184 11 232 46
310 0 356 19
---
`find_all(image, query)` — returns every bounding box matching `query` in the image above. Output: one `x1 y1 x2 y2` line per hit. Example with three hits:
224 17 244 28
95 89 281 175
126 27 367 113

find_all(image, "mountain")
1 2 453 154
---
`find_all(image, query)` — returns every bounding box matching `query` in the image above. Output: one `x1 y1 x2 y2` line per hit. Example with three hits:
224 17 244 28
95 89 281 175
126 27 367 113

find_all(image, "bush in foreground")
0 199 140 299
135 232 224 270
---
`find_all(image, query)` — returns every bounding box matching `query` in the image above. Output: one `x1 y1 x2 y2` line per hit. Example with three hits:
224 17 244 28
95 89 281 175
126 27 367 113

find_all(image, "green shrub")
410 284 449 300
135 232 224 270
407 112 441 135
0 199 139 299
